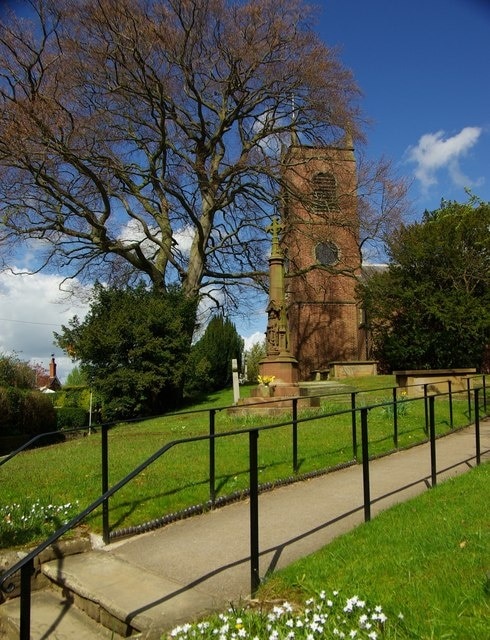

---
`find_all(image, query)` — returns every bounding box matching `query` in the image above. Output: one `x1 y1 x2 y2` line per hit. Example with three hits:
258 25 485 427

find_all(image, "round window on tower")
315 241 339 266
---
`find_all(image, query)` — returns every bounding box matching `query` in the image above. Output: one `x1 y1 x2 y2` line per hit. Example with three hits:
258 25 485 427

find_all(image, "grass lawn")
167 463 489 640
0 375 483 548
257 462 490 640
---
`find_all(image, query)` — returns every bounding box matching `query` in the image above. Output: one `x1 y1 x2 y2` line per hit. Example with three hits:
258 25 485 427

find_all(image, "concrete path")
42 421 490 637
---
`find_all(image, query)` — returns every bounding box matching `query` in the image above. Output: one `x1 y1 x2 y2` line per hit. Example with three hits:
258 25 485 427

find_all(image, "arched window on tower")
312 172 339 213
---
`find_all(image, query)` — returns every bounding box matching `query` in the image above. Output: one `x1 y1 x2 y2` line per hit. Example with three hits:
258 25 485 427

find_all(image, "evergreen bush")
0 387 56 436
55 406 88 430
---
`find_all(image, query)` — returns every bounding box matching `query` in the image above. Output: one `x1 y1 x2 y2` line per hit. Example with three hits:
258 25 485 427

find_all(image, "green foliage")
244 339 266 383
56 406 89 430
186 314 244 395
359 196 490 371
55 386 94 411
55 284 197 420
0 352 37 389
0 387 57 436
65 366 87 386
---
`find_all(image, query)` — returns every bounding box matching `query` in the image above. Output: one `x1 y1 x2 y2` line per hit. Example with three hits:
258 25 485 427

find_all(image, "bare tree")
0 0 406 314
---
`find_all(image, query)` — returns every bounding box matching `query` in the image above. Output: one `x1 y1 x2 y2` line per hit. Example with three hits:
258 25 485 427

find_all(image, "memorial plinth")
231 218 317 415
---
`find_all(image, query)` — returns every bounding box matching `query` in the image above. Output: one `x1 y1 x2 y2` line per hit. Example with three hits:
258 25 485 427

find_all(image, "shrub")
0 387 56 436
22 390 57 435
55 406 88 430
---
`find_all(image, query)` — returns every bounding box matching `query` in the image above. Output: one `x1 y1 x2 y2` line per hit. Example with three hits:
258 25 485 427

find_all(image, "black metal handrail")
0 426 92 468
1 386 488 639
2 374 486 471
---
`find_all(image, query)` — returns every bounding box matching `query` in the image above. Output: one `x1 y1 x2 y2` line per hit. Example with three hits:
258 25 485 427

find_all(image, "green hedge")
0 387 57 436
55 406 88 430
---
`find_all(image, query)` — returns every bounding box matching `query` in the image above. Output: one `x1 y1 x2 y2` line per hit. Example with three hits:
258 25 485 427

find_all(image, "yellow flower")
257 375 276 386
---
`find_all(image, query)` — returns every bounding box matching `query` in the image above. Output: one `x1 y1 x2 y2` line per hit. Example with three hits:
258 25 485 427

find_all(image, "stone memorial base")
229 354 319 416
258 354 299 385
229 383 319 416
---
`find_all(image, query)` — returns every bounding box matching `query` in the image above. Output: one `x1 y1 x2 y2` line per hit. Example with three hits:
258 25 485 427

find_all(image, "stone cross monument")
258 217 299 386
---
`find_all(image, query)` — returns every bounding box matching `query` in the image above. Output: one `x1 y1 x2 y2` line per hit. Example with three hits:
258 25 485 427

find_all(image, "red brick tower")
282 143 362 380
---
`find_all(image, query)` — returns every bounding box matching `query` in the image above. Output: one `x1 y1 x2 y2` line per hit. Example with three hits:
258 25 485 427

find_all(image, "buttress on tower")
282 143 363 380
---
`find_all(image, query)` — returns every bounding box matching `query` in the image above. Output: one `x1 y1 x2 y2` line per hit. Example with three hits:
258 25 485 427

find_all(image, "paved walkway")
40 420 489 637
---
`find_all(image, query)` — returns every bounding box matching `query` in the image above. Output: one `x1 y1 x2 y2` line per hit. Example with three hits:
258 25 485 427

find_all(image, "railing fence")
1 377 488 640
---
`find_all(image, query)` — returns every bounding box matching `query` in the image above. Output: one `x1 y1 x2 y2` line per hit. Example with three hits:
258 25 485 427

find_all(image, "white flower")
372 612 387 624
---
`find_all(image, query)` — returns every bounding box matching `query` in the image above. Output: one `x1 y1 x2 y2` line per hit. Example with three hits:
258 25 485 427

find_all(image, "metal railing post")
209 409 216 503
351 392 358 459
429 395 437 487
249 429 260 596
392 386 398 448
482 375 487 414
448 380 453 427
19 558 34 640
466 377 472 421
360 408 371 522
292 398 299 473
101 423 110 544
474 388 481 466
423 384 429 435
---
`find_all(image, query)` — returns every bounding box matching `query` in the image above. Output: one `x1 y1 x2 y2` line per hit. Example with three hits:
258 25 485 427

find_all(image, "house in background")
37 355 62 393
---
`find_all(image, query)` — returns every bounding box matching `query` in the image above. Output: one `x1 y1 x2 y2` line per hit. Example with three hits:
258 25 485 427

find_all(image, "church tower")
282 142 362 380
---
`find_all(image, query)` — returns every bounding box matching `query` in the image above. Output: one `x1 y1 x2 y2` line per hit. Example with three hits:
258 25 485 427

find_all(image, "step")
0 589 128 639
42 550 219 638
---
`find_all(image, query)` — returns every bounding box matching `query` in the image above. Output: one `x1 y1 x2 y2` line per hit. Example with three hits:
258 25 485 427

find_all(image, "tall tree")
55 284 197 419
188 314 244 393
0 0 407 315
359 197 490 371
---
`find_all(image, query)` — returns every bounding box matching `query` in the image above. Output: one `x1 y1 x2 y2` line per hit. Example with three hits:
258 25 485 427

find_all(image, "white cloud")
243 331 265 351
118 219 161 257
174 225 194 254
406 127 482 189
0 270 89 382
118 219 195 256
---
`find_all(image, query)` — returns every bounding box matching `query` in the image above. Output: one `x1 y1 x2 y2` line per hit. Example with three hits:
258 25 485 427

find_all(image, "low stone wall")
0 530 92 602
394 369 477 397
326 361 378 380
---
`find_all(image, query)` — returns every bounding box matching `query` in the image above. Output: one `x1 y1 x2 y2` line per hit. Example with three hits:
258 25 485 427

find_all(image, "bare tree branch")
0 0 408 314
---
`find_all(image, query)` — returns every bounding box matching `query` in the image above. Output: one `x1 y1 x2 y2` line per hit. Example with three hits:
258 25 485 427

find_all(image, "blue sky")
238 0 490 346
0 0 489 380
321 0 490 212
